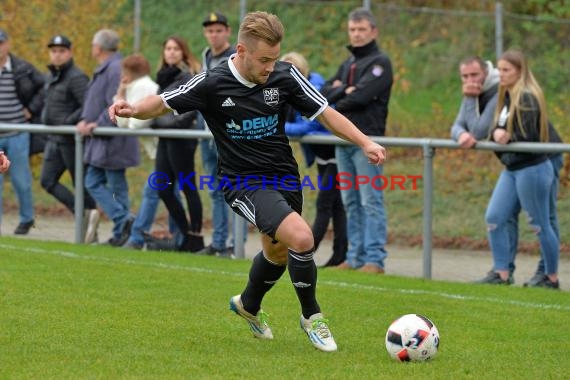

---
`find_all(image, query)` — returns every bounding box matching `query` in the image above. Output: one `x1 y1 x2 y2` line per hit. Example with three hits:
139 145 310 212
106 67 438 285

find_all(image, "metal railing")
1 122 568 279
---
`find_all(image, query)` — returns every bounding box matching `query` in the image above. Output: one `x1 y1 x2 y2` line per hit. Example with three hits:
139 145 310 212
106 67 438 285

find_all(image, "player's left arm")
317 107 386 165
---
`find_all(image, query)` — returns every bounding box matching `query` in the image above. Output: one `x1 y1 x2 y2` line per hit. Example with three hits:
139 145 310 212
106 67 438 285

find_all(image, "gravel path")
3 213 568 290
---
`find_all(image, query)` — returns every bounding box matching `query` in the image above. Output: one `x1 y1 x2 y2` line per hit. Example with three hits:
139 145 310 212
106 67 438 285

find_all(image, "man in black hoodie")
41 35 100 243
321 8 393 274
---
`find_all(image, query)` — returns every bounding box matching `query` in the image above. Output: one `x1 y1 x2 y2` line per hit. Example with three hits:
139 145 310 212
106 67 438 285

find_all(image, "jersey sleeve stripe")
161 72 207 101
289 65 327 107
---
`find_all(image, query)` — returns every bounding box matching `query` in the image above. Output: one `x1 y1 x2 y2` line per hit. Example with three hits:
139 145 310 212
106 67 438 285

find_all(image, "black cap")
0 29 8 42
202 12 229 27
47 35 72 49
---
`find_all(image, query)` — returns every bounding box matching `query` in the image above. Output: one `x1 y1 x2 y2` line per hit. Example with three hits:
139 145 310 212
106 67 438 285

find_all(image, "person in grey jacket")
40 35 99 242
77 29 139 246
450 57 499 148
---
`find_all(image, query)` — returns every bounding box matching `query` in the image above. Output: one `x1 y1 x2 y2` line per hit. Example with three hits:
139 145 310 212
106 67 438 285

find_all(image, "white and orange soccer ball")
385 314 440 362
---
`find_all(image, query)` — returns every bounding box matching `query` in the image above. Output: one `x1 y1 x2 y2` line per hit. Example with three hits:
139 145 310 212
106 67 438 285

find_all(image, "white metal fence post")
495 2 504 60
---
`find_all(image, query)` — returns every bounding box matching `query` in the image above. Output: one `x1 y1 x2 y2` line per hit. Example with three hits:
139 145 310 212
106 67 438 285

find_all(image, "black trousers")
40 140 97 213
312 162 347 265
155 138 202 234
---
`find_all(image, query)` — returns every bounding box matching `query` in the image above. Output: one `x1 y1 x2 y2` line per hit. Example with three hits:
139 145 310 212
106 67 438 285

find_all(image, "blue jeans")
127 181 179 246
85 165 131 240
201 138 247 249
335 145 388 269
508 154 562 274
486 160 559 274
0 132 34 225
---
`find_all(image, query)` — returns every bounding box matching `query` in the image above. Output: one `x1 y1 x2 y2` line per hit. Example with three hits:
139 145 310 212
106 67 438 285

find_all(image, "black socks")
288 248 320 319
241 251 286 315
240 248 321 319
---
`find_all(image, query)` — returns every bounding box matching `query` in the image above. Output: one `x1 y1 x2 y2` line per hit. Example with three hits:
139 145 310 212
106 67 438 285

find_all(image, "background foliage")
0 0 132 74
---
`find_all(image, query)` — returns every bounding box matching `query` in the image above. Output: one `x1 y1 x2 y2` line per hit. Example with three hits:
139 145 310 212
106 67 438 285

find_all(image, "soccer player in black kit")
109 11 386 353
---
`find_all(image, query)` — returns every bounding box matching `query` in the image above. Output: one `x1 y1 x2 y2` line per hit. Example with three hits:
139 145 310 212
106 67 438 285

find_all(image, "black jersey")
161 56 328 186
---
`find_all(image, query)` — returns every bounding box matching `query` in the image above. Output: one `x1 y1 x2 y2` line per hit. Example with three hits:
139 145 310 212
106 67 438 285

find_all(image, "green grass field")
1 238 568 379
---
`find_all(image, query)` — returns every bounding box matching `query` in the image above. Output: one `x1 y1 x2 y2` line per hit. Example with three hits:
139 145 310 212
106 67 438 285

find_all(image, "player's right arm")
109 95 170 123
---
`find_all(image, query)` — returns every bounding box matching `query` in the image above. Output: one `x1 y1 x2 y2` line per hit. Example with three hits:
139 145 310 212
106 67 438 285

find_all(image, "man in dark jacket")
321 8 393 274
40 35 100 243
196 12 241 257
0 28 44 235
77 29 139 246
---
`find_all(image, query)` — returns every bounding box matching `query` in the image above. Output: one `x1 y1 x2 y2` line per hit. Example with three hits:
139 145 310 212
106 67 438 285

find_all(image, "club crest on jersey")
263 88 279 106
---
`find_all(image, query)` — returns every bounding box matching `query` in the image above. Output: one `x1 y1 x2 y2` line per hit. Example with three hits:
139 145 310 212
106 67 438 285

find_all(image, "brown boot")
358 264 385 274
332 262 353 270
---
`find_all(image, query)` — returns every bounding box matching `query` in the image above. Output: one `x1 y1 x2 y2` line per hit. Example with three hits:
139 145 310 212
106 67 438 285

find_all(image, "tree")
0 0 132 74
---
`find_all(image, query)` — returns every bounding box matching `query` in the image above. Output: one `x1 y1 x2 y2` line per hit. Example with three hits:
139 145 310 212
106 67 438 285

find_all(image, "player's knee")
290 229 314 252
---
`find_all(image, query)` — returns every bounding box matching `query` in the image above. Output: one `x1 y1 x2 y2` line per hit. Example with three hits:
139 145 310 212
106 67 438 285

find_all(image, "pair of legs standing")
200 138 247 255
0 132 34 233
335 145 387 272
505 154 563 285
124 180 180 249
313 161 347 267
155 138 203 252
40 140 100 242
485 159 559 287
84 165 133 245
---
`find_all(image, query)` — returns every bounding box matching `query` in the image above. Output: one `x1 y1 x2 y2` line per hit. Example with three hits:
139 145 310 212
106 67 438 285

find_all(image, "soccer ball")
385 314 440 362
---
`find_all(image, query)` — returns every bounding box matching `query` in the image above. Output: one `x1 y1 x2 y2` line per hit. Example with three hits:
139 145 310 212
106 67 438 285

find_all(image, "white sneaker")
300 313 337 352
229 295 273 339
84 209 100 244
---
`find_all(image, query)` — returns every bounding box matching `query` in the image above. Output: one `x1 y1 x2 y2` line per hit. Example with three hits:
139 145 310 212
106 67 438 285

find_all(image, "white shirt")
0 56 12 76
115 75 159 159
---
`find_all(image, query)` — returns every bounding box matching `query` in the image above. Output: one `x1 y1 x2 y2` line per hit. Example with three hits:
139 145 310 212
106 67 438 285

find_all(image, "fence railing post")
422 143 435 279
74 131 85 244
234 216 246 259
495 2 504 60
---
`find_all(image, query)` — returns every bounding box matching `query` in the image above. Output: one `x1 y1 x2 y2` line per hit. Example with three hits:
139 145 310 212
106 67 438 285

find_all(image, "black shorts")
223 187 303 240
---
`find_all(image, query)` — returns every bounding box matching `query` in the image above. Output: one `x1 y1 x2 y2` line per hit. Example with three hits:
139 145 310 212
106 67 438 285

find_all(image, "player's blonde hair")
238 11 284 49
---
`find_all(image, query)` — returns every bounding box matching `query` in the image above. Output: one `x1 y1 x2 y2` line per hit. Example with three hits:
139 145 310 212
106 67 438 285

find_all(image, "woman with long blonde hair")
480 49 561 289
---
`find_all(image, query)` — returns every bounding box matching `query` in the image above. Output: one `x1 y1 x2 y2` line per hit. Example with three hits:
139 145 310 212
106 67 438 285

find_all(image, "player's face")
459 62 485 86
497 59 520 89
203 24 231 51
48 46 72 68
241 40 280 84
163 39 183 66
348 19 377 47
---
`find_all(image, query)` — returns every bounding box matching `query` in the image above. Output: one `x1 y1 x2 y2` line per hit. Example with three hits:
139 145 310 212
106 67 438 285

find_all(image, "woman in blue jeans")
480 49 560 289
